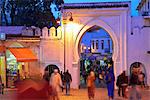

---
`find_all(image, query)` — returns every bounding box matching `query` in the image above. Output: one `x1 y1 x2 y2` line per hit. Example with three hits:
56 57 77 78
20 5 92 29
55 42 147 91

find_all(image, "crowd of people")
86 64 115 100
116 68 146 100
80 57 113 88
0 61 147 100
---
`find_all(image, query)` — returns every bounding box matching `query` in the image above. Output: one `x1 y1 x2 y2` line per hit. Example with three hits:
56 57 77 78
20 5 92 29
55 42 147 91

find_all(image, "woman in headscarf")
105 66 115 100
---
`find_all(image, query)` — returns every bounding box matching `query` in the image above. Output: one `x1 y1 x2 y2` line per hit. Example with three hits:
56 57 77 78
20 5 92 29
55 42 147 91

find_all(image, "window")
101 40 104 50
108 40 110 51
148 1 150 10
96 40 99 49
92 40 94 49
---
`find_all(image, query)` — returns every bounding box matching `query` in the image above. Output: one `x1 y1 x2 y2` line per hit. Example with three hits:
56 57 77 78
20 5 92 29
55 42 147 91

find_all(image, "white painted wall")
128 16 150 85
61 2 131 88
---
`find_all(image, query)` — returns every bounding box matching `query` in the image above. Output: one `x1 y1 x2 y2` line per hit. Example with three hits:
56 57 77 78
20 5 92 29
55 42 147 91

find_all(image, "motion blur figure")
0 75 4 94
49 69 62 100
87 69 95 100
16 79 50 100
129 71 142 100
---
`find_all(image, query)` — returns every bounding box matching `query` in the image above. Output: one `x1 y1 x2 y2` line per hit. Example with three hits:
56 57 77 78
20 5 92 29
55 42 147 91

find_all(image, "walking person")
60 71 64 92
43 70 50 82
138 71 145 88
87 69 95 100
121 71 128 98
129 71 142 100
49 69 62 100
106 67 115 100
116 72 123 97
116 71 128 98
64 69 72 95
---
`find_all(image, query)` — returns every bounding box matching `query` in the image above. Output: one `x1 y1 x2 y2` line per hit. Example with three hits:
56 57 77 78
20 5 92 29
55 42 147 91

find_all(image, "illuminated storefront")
0 33 39 88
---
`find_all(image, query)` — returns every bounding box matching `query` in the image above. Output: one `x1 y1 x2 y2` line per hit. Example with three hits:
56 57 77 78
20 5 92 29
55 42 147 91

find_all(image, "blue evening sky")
64 0 140 16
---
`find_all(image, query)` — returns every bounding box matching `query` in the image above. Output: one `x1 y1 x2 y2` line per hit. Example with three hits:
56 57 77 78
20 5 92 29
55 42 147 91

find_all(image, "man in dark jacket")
116 72 123 97
64 70 72 95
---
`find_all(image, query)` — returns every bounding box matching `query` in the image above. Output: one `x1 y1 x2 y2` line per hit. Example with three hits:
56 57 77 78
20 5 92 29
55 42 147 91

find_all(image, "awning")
8 48 37 62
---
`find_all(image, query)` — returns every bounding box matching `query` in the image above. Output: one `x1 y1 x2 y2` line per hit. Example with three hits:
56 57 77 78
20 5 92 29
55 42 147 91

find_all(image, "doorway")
79 26 114 88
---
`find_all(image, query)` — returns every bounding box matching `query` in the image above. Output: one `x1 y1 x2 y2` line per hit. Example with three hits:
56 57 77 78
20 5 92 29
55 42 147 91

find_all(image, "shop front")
0 46 37 88
6 47 37 88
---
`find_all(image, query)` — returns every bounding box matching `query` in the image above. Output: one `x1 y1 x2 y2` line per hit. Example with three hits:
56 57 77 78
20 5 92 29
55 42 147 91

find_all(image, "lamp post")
62 11 73 73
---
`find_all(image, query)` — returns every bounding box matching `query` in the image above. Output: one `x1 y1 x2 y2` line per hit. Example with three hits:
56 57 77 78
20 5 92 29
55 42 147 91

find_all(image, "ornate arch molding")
74 19 119 63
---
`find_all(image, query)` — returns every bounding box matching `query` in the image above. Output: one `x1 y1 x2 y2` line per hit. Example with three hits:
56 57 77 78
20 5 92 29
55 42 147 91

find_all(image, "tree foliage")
1 0 64 28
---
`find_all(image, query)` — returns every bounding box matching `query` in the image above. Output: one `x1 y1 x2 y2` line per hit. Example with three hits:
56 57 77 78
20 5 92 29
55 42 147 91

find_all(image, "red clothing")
87 72 95 99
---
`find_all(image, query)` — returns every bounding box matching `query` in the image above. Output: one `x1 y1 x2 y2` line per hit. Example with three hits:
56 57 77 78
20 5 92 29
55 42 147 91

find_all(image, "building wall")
62 2 131 88
81 30 113 54
128 16 150 85
39 27 64 74
90 38 113 54
138 0 150 16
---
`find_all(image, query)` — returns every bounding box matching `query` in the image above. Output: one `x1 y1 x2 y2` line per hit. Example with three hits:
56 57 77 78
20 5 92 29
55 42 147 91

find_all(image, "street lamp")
62 11 73 72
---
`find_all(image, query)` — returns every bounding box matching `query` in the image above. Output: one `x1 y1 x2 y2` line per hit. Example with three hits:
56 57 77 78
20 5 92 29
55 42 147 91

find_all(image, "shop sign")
0 33 6 40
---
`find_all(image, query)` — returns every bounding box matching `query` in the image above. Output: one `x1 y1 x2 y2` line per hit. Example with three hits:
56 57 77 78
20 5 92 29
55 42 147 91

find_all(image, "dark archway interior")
130 62 147 85
45 64 60 77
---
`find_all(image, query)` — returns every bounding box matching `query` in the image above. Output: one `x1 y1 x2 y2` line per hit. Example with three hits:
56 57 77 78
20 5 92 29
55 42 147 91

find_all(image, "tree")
1 0 64 28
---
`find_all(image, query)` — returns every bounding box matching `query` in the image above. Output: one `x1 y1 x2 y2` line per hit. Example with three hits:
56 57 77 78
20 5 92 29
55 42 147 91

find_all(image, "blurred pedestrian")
138 71 145 88
129 70 141 100
121 71 128 98
87 69 95 100
16 79 50 100
116 72 123 97
0 75 4 94
64 70 72 95
99 70 106 88
43 70 50 83
60 71 64 92
106 67 115 100
50 69 62 100
83 70 87 84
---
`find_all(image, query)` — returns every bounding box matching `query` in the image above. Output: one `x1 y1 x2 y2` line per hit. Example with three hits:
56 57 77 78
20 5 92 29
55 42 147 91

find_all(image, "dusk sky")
64 0 140 16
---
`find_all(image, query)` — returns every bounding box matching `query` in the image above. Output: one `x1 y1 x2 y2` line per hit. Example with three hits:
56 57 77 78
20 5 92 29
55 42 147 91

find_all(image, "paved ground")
0 88 150 100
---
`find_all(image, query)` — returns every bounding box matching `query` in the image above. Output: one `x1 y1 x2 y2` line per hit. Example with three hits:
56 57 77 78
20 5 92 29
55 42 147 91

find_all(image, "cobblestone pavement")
0 88 150 100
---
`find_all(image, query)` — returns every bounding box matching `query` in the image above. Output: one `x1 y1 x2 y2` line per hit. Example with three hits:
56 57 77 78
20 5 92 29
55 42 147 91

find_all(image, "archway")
79 25 114 88
130 62 147 85
44 64 60 78
74 19 119 88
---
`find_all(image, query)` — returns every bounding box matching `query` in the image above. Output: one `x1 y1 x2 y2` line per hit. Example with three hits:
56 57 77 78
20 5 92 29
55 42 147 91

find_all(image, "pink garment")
50 73 62 92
